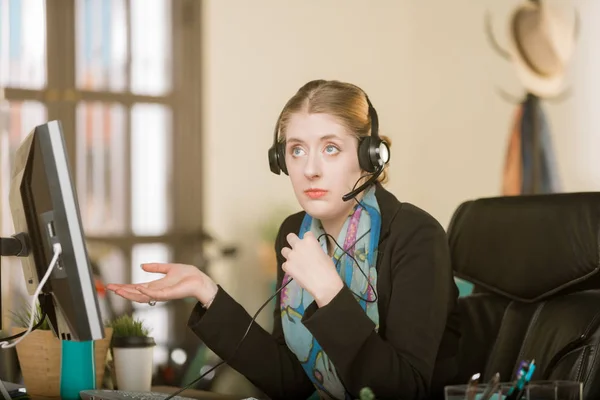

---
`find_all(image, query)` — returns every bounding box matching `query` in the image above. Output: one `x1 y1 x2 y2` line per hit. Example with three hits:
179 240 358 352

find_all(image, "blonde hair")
276 79 391 184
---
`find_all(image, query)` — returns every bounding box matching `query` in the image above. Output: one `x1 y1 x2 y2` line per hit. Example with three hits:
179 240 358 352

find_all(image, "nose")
303 151 322 180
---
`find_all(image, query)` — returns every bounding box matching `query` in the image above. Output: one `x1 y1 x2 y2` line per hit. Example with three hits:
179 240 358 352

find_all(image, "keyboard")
79 390 197 400
79 389 260 400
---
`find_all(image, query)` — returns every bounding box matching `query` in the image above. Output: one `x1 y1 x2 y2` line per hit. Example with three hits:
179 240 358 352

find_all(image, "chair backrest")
447 192 600 399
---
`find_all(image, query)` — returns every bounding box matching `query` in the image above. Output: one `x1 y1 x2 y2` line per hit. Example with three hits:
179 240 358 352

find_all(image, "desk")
9 384 243 400
152 386 243 400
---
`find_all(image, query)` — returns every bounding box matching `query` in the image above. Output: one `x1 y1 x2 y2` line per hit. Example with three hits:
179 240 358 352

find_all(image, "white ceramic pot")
112 336 155 391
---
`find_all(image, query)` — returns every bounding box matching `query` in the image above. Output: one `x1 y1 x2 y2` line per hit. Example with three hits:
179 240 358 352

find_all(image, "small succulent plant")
359 387 376 400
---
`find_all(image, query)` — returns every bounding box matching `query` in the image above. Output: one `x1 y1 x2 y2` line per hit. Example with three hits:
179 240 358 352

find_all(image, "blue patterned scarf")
280 186 381 399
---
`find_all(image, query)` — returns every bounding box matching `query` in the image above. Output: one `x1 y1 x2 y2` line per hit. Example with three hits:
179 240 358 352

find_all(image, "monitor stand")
0 234 28 257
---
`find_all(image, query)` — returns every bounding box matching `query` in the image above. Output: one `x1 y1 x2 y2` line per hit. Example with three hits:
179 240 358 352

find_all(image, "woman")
107 79 460 400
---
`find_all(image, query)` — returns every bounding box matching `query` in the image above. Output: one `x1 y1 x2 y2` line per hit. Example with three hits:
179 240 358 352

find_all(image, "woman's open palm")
106 263 217 305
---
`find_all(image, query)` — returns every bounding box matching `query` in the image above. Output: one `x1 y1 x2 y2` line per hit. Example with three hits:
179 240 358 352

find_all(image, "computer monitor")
1 120 104 341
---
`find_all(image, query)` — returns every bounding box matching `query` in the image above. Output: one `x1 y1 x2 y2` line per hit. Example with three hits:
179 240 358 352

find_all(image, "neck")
322 218 344 243
321 218 344 257
320 192 365 255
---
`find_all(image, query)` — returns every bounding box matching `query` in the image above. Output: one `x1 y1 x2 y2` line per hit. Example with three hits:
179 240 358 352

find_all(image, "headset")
267 93 391 202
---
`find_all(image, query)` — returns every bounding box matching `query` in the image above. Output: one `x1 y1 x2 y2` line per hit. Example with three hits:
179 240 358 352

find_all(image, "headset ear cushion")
277 142 288 175
268 146 280 175
358 137 376 173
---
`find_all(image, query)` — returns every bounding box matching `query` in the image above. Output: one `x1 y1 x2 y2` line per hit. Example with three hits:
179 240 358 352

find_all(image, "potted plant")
10 301 113 396
10 302 59 396
107 315 155 391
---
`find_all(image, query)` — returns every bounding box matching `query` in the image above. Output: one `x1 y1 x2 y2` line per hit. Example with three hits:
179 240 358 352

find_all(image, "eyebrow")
286 134 344 144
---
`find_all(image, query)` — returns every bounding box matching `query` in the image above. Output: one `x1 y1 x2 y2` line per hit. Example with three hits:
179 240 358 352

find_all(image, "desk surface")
24 386 243 400
152 386 243 400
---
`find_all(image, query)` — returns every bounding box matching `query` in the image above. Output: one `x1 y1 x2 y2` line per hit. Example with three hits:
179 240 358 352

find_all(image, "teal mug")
60 340 96 400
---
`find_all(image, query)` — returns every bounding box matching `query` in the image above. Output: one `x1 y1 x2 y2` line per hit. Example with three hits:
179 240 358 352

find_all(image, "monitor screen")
8 120 105 341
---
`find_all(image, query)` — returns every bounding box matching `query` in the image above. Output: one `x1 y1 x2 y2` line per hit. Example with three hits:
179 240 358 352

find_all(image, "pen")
505 363 527 399
480 372 500 400
465 372 480 400
506 359 536 400
513 360 536 400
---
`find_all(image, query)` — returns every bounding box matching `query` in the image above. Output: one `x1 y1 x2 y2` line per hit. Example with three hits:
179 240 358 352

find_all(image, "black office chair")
447 192 600 400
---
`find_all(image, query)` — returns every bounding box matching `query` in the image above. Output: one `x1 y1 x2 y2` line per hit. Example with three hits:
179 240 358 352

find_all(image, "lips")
304 189 328 199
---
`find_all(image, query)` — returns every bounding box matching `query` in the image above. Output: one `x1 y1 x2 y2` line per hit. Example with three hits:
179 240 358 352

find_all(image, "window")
0 0 46 89
0 0 203 378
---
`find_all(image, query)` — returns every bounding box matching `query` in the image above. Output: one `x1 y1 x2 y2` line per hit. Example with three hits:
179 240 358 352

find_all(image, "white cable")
0 243 62 349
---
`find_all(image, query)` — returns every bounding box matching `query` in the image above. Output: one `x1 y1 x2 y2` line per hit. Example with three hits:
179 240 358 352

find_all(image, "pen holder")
444 380 582 400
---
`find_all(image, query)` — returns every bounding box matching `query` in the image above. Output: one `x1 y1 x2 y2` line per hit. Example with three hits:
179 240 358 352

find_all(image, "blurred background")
0 0 599 397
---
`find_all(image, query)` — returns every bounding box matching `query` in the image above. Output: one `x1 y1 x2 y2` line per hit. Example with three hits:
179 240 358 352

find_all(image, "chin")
298 196 346 220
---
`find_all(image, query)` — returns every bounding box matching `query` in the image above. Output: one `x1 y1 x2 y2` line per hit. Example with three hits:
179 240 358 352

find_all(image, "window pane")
131 243 171 289
86 244 127 321
131 104 171 236
75 0 127 91
0 0 47 89
76 102 127 235
0 101 47 238
130 0 171 95
0 101 46 326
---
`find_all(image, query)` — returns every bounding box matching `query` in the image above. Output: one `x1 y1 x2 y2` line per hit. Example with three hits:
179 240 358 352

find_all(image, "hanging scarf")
502 94 561 195
280 186 381 400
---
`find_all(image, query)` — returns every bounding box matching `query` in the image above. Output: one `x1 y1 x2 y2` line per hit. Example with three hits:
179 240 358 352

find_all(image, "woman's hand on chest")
281 231 344 307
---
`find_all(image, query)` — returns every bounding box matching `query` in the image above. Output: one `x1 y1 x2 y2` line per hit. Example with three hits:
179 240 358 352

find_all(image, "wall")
199 0 600 345
198 0 600 395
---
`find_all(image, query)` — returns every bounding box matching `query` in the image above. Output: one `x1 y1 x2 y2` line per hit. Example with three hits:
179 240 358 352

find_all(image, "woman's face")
284 112 363 225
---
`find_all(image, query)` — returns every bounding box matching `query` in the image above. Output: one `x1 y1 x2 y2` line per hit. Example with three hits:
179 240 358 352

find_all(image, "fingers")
106 284 120 292
286 233 300 248
302 231 319 244
117 287 146 297
282 231 321 261
288 232 318 247
108 276 174 292
114 287 151 303
141 263 171 274
136 285 177 301
106 282 148 292
107 282 155 302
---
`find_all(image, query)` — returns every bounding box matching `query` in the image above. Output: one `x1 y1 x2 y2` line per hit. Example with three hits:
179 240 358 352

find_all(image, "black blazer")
188 184 460 400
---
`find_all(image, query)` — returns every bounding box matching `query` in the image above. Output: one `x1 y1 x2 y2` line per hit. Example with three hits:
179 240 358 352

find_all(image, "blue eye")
291 147 305 157
324 145 339 155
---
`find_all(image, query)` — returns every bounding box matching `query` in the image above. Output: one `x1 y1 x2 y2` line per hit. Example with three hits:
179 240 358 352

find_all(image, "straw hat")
506 1 577 97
